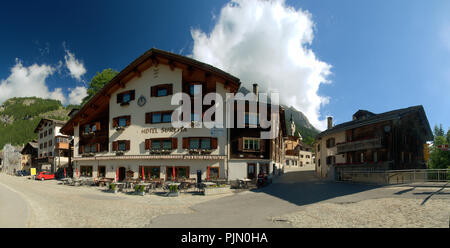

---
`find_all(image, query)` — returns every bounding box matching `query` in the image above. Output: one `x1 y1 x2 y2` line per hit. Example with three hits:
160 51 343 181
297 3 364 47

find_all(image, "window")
247 164 256 179
91 124 97 132
44 142 47 148
49 152 52 157
91 144 97 153
326 156 335 165
151 84 173 97
40 133 43 139
189 138 200 149
113 116 130 128
48 128 52 135
152 113 162 123
245 113 259 126
259 164 269 175
326 138 335 148
98 166 106 178
317 144 320 152
208 167 219 180
200 138 211 149
85 145 90 153
40 144 43 149
112 140 130 152
191 113 201 122
162 112 171 123
139 166 160 179
119 117 127 127
244 138 260 151
118 142 126 151
117 90 135 105
146 138 177 150
44 131 47 137
80 166 93 177
166 166 189 180
48 140 52 147
190 84 202 95
157 88 167 97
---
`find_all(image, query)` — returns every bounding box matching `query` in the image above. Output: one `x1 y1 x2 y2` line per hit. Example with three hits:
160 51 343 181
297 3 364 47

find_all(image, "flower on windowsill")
115 126 125 131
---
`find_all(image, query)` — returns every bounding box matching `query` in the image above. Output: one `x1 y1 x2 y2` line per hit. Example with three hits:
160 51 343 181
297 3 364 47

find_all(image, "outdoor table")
239 178 252 189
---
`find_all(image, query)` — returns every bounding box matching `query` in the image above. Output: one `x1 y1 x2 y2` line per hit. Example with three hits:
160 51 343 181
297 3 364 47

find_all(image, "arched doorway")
118 167 126 181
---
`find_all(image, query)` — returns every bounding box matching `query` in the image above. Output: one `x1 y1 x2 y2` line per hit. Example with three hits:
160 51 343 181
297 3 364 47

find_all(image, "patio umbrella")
76 167 78 178
207 166 210 180
116 168 119 181
64 168 66 177
142 166 145 180
172 166 175 181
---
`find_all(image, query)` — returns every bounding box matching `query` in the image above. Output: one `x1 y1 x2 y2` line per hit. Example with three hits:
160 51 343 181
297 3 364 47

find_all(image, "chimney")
252 83 258 95
327 116 333 129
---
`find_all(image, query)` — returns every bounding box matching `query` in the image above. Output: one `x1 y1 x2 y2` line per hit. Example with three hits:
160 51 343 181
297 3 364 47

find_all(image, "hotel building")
60 48 285 182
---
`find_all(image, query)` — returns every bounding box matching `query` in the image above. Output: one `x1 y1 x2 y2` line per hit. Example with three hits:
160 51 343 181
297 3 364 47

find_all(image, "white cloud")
64 49 86 81
191 0 332 130
68 86 87 105
0 59 68 104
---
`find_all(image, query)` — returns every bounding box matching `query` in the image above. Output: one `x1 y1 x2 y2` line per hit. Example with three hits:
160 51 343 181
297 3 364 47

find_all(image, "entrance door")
118 167 126 181
247 164 256 179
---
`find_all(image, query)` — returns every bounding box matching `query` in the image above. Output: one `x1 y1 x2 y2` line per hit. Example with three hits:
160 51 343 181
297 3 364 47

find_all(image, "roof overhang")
60 48 241 135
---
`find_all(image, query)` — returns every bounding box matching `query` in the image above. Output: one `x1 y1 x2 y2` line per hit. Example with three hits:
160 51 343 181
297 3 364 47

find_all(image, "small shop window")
166 166 190 180
139 166 160 180
208 167 219 179
80 166 93 177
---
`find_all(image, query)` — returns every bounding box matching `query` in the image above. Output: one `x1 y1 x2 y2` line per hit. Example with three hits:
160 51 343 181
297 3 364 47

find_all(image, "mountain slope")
0 97 71 149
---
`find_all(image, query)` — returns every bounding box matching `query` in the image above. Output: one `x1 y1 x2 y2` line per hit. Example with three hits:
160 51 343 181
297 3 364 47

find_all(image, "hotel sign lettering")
141 127 187 134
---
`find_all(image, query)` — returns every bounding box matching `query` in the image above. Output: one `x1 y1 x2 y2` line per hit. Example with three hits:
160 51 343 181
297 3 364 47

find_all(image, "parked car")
36 171 55 181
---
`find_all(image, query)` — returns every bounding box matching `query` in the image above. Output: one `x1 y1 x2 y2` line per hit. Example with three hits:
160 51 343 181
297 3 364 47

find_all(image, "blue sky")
0 0 449 131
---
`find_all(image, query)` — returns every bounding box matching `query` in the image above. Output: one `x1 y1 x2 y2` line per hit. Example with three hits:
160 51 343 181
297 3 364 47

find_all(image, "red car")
36 171 55 181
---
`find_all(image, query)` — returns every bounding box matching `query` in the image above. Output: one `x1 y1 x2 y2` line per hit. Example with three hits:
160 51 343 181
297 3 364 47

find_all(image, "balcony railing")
337 137 382 153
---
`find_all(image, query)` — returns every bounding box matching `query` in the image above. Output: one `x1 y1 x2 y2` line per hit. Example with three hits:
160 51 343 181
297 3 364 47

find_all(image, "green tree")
81 68 118 106
429 124 450 169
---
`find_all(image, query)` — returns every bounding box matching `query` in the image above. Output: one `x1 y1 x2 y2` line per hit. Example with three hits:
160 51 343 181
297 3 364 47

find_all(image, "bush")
109 183 116 191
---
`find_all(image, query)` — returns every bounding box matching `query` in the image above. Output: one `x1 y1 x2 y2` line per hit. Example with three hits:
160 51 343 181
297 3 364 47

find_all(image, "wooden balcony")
337 137 383 153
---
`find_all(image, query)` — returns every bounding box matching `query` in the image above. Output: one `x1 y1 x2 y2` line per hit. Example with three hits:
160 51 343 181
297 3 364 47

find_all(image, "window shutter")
145 139 150 150
167 84 173 95
151 86 157 97
112 118 118 128
96 143 100 153
125 140 130 151
211 138 218 149
95 122 101 131
117 93 123 103
112 141 118 151
260 140 266 152
126 116 131 126
182 138 189 149
130 90 135 101
238 138 243 151
145 113 152 124
172 138 177 149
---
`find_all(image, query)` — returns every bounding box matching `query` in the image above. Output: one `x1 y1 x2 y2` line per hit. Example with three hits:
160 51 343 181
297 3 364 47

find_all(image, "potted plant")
109 183 118 193
135 185 146 196
167 184 179 197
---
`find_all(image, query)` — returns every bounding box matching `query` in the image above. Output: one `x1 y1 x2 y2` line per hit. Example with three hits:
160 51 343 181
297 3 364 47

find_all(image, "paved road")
0 181 29 227
148 168 449 227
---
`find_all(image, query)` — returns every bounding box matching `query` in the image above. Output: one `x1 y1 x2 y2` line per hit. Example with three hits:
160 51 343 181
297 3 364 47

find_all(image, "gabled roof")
34 118 66 133
60 48 241 135
21 142 38 154
316 105 433 140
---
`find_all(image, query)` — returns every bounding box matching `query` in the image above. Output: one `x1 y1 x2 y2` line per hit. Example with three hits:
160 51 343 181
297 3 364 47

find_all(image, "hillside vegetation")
0 97 71 148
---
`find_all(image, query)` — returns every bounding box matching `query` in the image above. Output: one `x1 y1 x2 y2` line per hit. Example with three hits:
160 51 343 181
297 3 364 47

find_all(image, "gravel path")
0 173 231 227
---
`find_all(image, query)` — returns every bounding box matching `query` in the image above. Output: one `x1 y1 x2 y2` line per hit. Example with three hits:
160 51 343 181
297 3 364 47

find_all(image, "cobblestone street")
1 167 449 228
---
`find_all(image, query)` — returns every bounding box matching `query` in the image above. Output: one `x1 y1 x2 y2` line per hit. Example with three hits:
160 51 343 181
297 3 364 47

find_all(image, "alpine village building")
60 48 286 182
284 115 314 168
314 106 433 180
34 118 72 173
